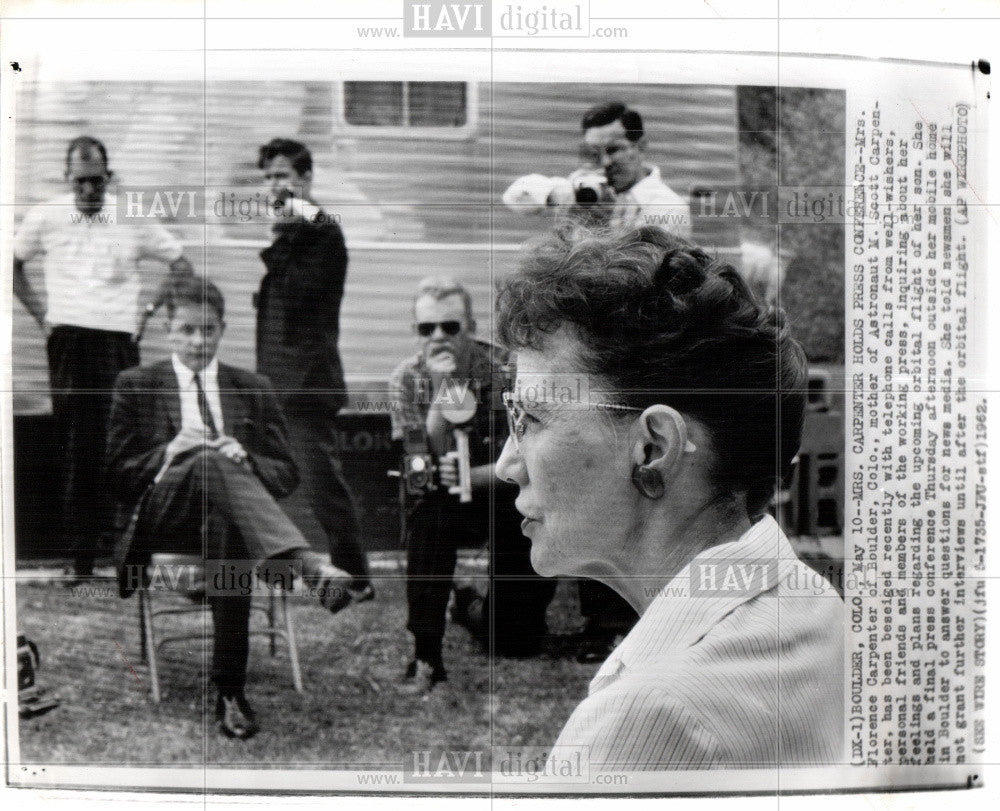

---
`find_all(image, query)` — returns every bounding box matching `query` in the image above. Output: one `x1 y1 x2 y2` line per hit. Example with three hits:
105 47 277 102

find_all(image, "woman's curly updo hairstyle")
496 224 807 518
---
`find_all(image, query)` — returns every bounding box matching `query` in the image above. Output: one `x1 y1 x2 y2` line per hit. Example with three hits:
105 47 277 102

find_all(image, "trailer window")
343 81 467 128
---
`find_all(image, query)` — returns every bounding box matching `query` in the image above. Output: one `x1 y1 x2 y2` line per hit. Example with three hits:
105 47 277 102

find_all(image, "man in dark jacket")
255 138 372 598
108 277 352 739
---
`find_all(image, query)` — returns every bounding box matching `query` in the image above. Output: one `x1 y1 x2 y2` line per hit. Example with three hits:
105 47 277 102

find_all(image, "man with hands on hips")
12 135 194 583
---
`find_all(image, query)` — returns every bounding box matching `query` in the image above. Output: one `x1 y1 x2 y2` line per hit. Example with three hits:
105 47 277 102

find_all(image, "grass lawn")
14 559 595 769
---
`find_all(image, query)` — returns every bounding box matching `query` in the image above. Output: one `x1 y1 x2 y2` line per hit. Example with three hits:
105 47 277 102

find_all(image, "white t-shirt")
13 193 183 333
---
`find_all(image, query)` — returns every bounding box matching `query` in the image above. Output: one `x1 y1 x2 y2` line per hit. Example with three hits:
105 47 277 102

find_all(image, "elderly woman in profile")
495 225 843 770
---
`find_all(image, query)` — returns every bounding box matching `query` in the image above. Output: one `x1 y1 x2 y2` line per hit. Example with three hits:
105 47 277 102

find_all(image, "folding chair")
136 552 304 703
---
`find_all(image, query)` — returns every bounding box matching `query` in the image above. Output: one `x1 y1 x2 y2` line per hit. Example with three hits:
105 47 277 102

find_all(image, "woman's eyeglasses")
416 320 462 337
501 390 642 452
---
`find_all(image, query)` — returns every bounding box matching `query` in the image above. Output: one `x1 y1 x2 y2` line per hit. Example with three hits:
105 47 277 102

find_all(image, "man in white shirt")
504 104 692 658
501 101 692 238
12 136 194 581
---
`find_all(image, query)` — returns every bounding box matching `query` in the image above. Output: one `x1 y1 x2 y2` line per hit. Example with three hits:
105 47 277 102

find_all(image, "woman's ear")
630 405 694 477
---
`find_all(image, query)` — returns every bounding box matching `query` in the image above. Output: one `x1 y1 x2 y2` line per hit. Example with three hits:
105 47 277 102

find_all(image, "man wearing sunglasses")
12 135 194 584
501 101 691 238
388 277 556 695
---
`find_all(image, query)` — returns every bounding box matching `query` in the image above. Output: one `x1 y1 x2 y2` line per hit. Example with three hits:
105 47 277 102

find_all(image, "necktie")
193 373 218 439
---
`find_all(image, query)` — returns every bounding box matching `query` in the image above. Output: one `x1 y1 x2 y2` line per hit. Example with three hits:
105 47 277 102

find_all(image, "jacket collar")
590 515 799 692
155 358 241 434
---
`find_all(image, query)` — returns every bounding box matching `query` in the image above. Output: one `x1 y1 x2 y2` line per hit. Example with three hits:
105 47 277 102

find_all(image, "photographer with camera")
389 277 555 695
502 101 692 238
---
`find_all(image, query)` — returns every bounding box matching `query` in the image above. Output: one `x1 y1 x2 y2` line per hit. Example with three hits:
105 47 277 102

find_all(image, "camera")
572 172 615 206
394 423 473 503
401 427 437 496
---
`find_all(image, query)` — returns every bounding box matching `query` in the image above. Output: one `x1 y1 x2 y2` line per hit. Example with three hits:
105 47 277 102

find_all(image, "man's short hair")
65 135 109 172
166 276 226 322
414 275 474 324
581 101 644 143
257 138 313 176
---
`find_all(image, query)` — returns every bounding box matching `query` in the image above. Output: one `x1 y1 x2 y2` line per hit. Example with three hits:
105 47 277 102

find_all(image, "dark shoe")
296 553 353 614
215 691 259 740
397 659 446 696
314 564 353 613
349 583 375 603
449 585 483 629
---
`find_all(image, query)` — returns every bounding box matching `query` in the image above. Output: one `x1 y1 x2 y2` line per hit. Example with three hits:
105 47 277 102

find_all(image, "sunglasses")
416 320 463 337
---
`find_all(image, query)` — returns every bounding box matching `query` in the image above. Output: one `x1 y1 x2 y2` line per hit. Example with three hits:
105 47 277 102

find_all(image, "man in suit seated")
107 276 353 740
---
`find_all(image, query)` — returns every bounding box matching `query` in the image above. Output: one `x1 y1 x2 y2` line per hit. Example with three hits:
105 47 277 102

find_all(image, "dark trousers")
47 326 139 574
578 580 638 632
406 492 555 664
282 405 369 584
406 493 462 667
488 512 557 656
141 448 308 690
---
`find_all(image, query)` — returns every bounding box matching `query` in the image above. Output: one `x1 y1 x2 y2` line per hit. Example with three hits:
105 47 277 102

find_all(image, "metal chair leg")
268 589 277 656
138 589 148 663
140 588 161 703
281 590 304 693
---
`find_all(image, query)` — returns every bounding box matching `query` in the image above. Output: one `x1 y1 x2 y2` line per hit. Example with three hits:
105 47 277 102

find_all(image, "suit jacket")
256 212 348 414
107 359 299 595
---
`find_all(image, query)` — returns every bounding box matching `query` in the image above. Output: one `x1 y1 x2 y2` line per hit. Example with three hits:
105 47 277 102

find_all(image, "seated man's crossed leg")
108 277 351 740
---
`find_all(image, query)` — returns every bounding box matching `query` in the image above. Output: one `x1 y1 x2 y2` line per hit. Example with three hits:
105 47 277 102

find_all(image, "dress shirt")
501 164 691 239
171 354 224 436
611 165 691 237
12 193 182 332
552 515 844 770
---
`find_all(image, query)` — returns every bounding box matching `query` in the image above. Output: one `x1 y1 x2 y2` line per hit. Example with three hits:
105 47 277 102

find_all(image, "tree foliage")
737 87 845 363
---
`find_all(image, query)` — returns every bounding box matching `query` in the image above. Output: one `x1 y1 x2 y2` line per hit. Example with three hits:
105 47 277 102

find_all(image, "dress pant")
141 448 307 690
47 326 139 574
281 403 370 585
405 491 463 666
406 490 555 663
488 502 557 656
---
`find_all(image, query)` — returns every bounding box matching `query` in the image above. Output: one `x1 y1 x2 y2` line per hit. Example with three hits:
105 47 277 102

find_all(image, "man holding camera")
389 277 555 695
504 102 693 660
502 101 692 238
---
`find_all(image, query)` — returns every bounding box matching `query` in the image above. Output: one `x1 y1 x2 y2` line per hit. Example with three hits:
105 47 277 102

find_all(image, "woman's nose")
495 435 524 485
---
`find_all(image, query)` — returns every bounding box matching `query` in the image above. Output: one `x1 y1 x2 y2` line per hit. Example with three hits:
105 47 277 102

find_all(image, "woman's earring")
631 465 665 499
